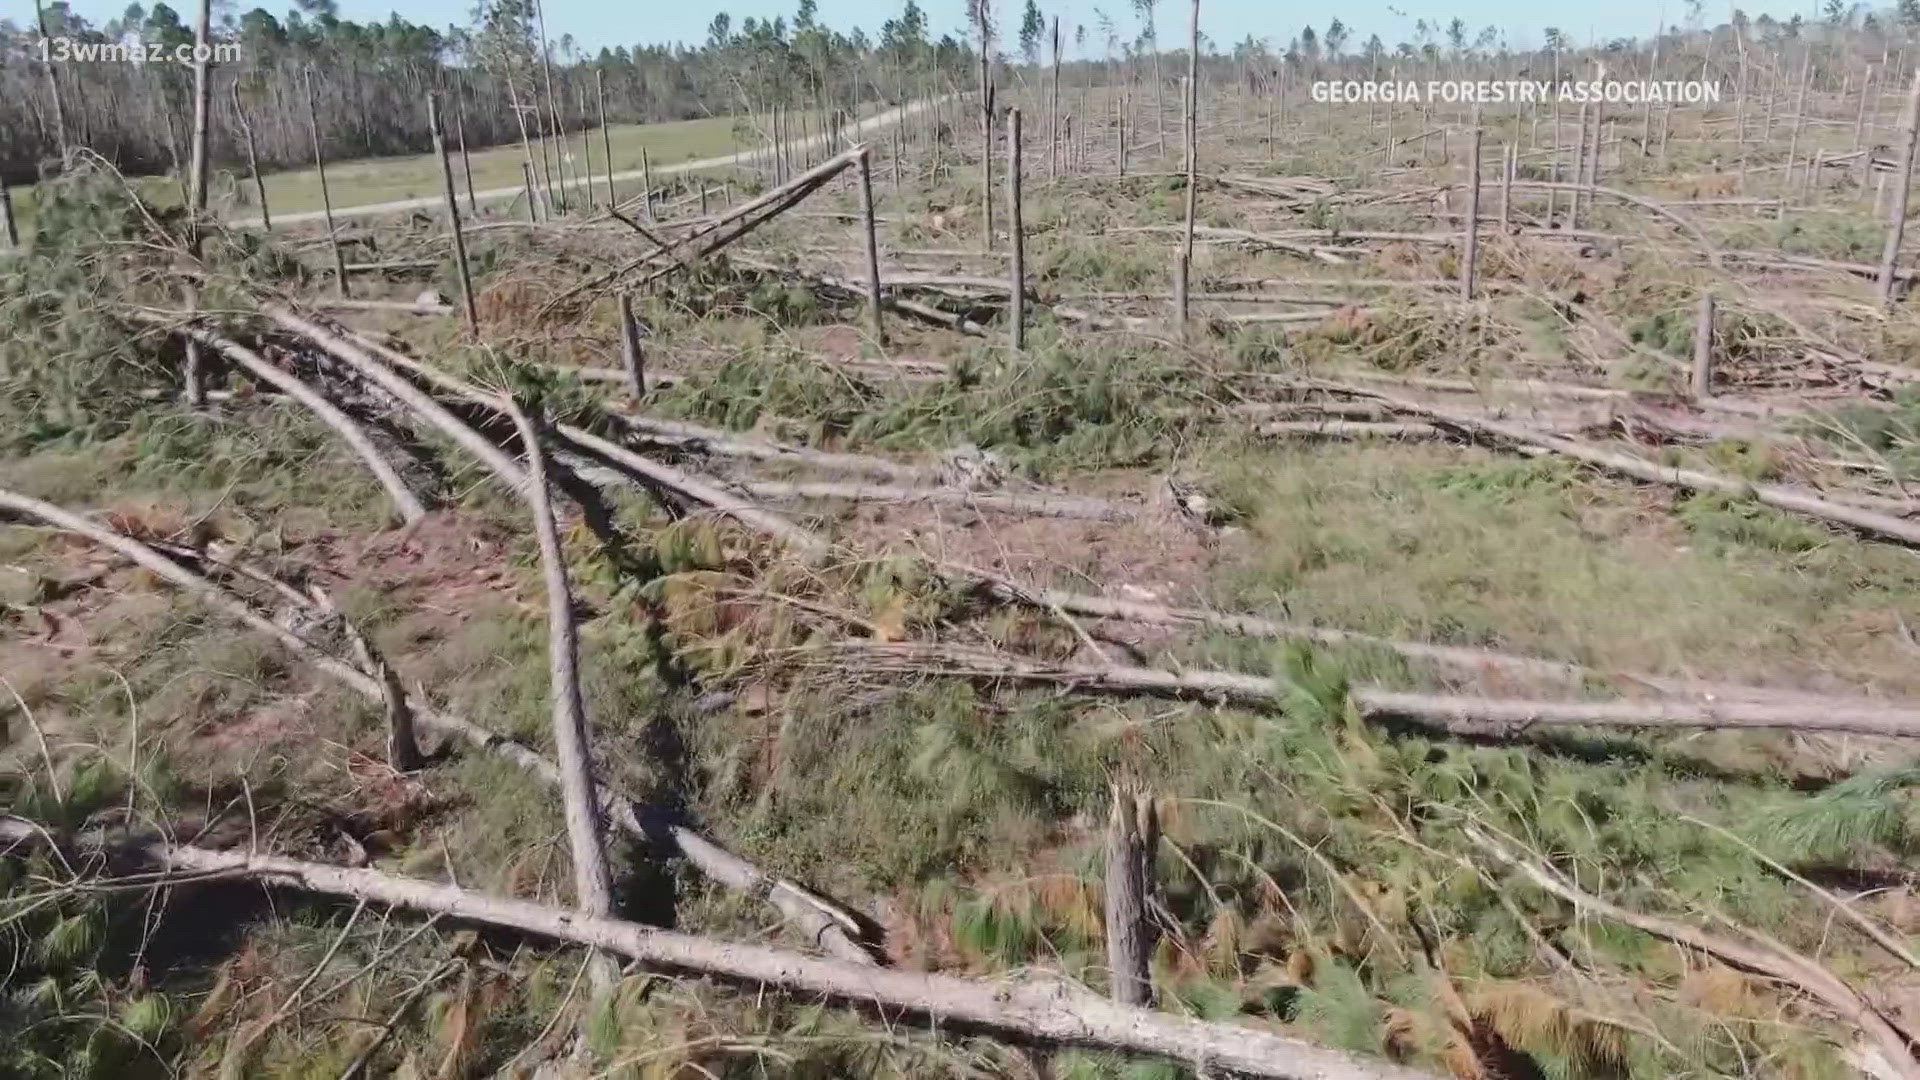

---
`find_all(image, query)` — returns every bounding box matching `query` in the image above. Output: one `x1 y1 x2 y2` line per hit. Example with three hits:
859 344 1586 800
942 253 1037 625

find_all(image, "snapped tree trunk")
305 68 350 297
618 292 645 396
427 93 479 334
500 397 619 993
1104 784 1159 1006
0 818 1441 1080
181 0 214 406
1878 71 1920 308
230 81 270 230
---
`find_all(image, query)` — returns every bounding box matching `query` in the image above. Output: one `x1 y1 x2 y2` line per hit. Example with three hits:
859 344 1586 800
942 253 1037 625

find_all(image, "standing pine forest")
5 0 1920 1077
0 0 977 182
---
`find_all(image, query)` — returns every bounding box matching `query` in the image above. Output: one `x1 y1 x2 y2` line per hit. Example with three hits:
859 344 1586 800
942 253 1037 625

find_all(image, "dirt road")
252 97 939 228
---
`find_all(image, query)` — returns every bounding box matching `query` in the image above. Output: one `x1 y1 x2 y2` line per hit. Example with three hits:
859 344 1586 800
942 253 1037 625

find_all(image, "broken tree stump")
618 292 645 396
1104 783 1160 1007
1692 292 1716 399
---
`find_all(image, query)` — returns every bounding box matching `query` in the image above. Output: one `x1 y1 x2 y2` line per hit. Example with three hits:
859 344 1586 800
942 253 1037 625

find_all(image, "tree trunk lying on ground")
277 319 1884 713
1335 382 1920 549
732 480 1137 521
834 641 1920 739
1469 827 1920 1079
261 304 530 488
1251 420 1445 439
128 311 427 526
0 484 872 966
279 318 826 557
730 254 989 336
0 817 1439 1080
541 146 868 317
310 298 454 316
612 413 936 484
1011 587 1852 705
1261 369 1633 402
1501 180 1723 268
558 427 833 555
502 396 621 993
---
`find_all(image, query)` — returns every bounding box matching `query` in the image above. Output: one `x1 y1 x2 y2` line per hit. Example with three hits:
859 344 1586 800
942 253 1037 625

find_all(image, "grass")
4 108 860 233
237 110 789 218
7 83 1920 1080
1202 444 1920 693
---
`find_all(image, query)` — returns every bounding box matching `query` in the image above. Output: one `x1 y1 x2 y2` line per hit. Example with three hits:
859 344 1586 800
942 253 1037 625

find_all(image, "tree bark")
0 177 17 248
533 0 565 212
1174 2 1201 339
543 146 866 313
427 94 479 335
1104 784 1158 1006
0 817 1438 1080
500 397 619 992
1345 381 1920 549
259 305 526 487
186 0 213 217
1691 293 1715 400
1007 107 1025 352
1049 17 1062 182
1461 126 1481 300
597 68 616 207
230 81 270 230
180 0 214 407
33 0 70 157
617 292 645 397
1504 180 1720 267
730 480 1129 521
838 641 1920 740
314 327 826 558
1781 57 1811 220
978 8 994 253
455 93 477 216
1498 142 1512 233
319 589 424 772
508 73 542 223
1878 71 1920 308
306 69 350 297
130 314 426 525
858 149 888 349
641 147 655 223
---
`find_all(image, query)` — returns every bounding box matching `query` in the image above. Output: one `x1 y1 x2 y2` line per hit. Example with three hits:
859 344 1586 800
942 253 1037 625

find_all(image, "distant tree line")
0 0 980 184
4 0 1918 186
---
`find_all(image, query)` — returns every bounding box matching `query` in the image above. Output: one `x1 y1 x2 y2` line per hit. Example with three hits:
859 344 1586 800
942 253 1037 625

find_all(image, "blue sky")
5 0 1836 58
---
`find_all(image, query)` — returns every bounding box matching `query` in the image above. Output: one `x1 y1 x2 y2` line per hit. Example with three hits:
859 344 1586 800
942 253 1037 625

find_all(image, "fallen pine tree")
125 310 428 527
830 641 1920 739
242 312 1917 727
731 479 1139 521
1467 827 1920 1079
0 817 1442 1080
1329 382 1920 549
0 485 872 966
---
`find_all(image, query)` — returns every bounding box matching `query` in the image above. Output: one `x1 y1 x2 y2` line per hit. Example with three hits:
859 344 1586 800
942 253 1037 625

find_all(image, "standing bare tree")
1878 71 1920 306
474 0 546 222
32 0 70 157
181 0 214 406
1104 784 1160 1005
1174 0 1199 338
970 0 996 252
1134 0 1166 157
502 398 619 994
